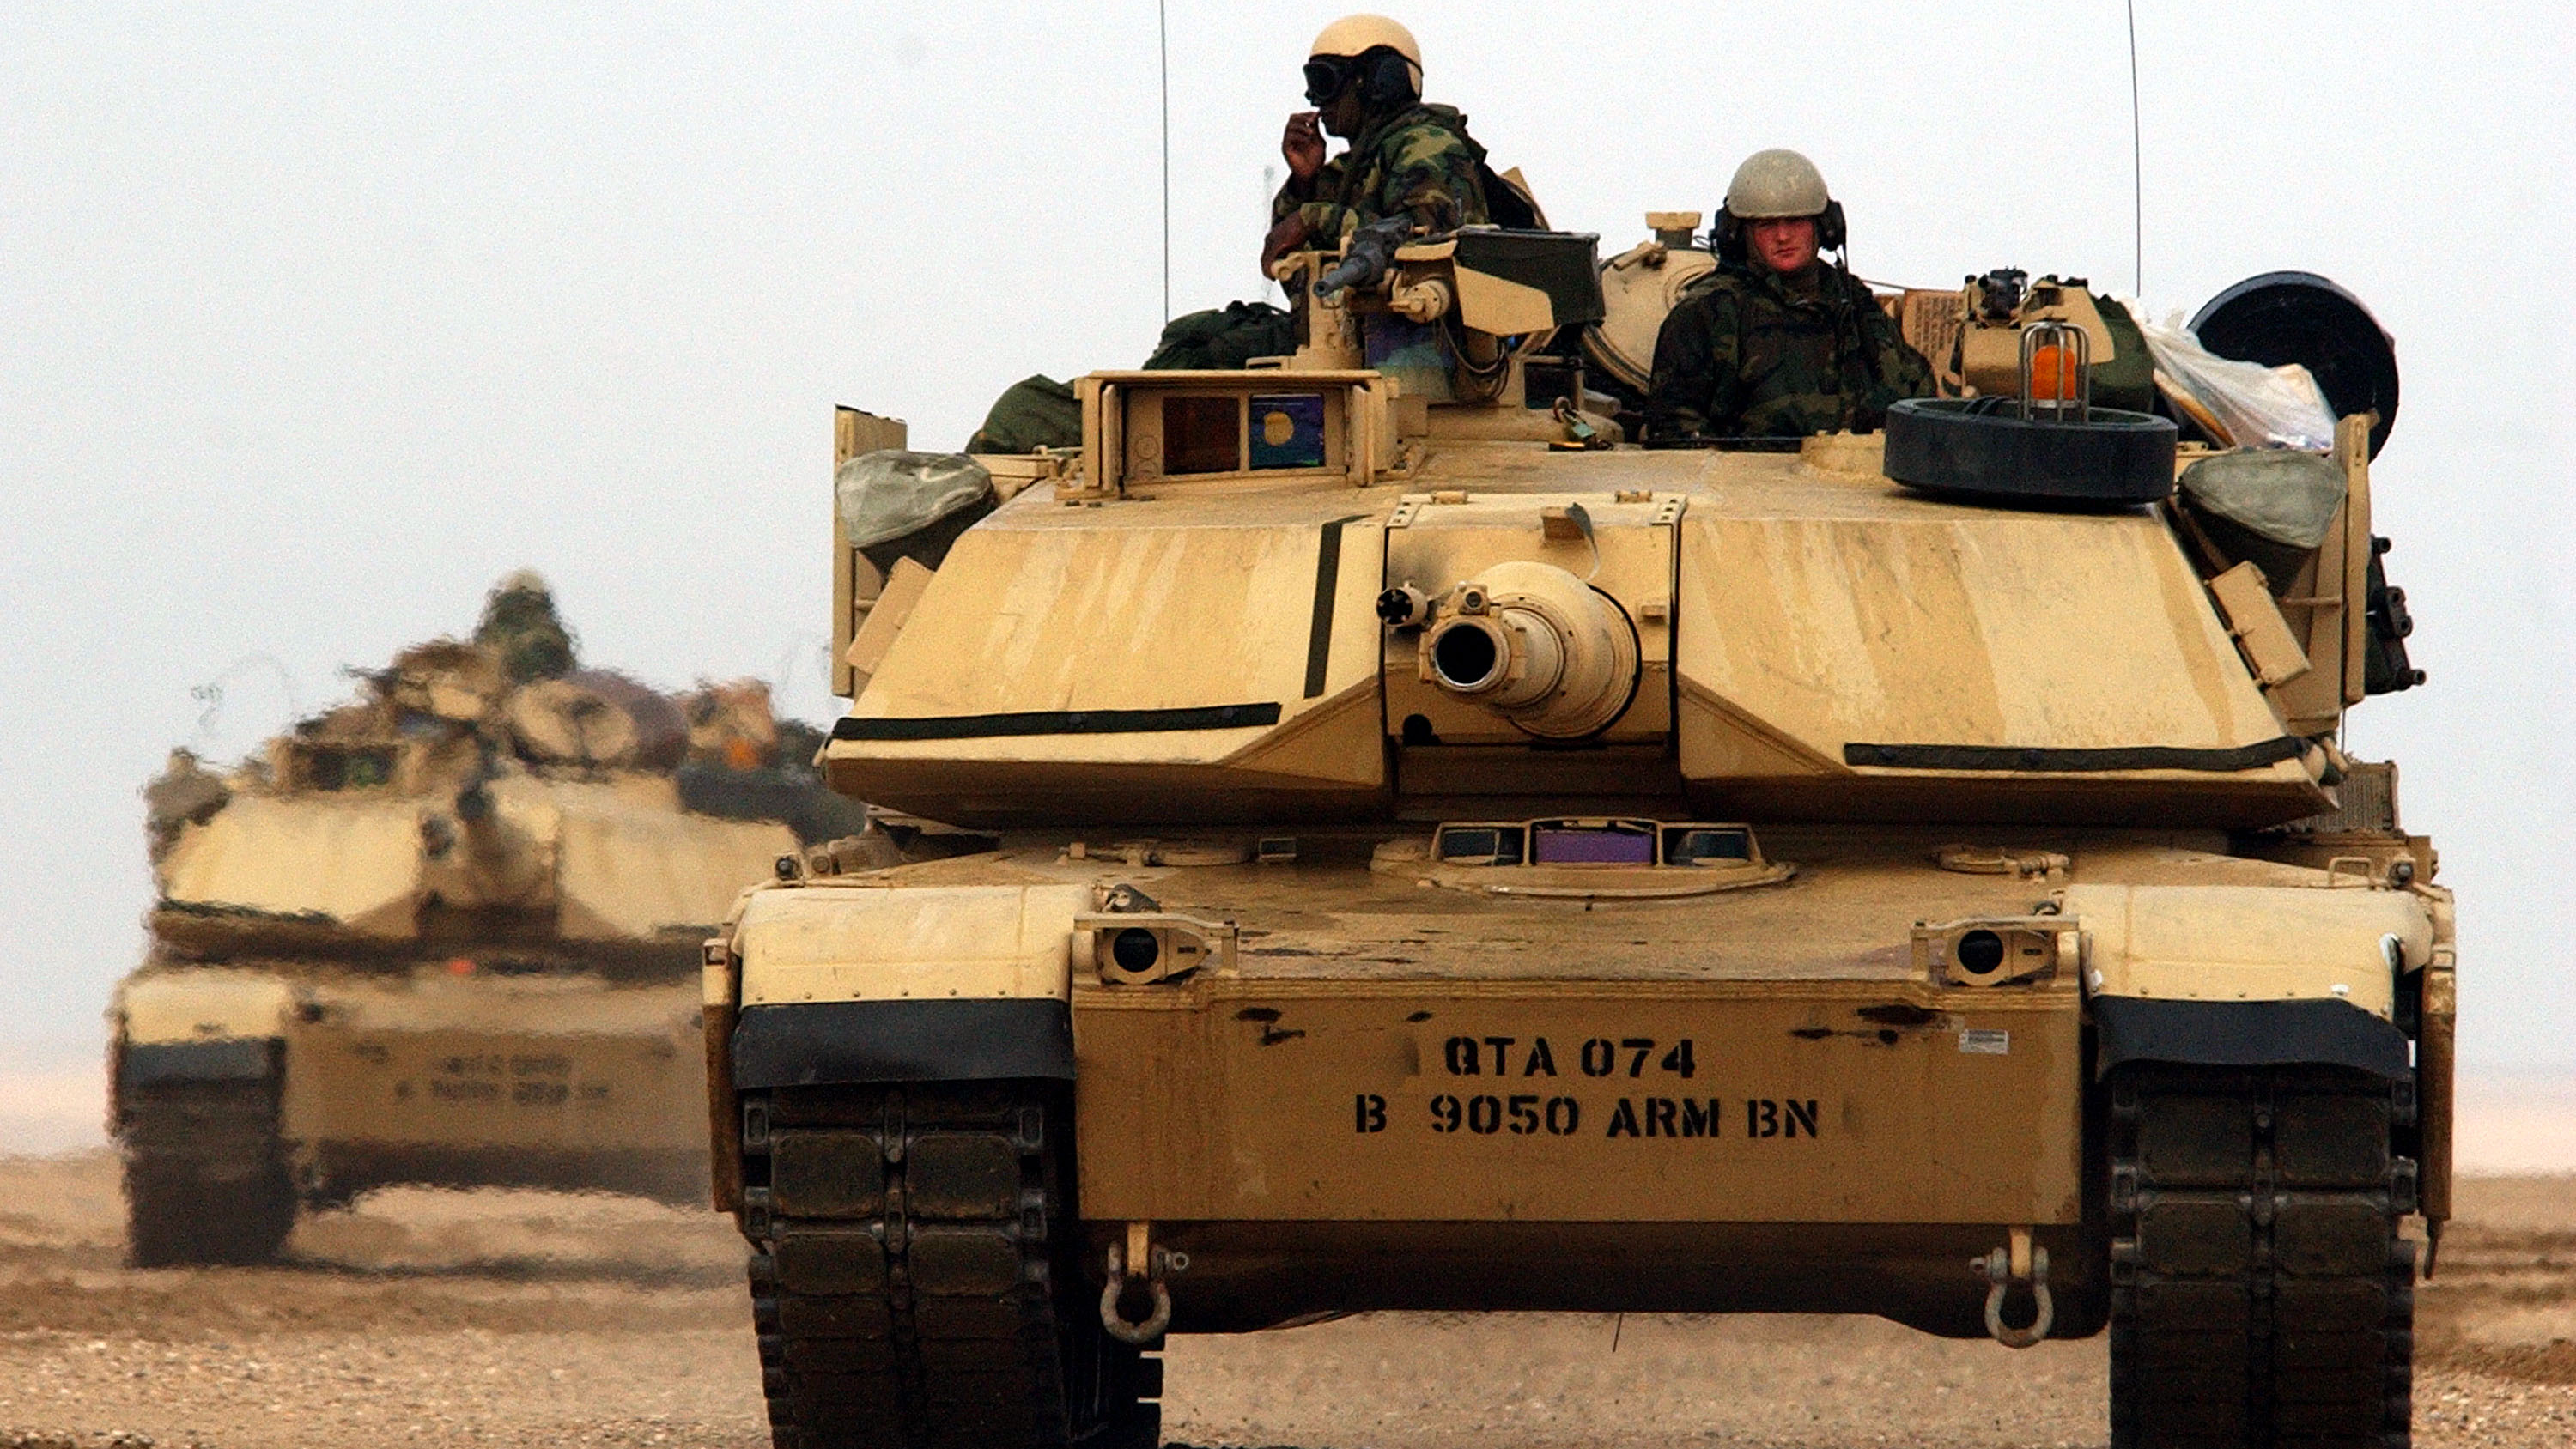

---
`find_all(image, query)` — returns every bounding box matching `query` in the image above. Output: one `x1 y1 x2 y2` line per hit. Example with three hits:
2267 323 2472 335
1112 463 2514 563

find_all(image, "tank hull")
716 823 2439 1312
717 828 2436 1446
116 962 709 1220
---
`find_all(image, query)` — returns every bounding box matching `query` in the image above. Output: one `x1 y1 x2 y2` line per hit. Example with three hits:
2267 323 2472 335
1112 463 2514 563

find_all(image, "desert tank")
114 573 866 1266
705 221 2448 1449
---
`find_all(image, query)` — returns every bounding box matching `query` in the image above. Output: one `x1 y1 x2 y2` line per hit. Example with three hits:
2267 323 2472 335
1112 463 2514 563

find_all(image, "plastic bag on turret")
835 449 998 573
2129 306 2338 451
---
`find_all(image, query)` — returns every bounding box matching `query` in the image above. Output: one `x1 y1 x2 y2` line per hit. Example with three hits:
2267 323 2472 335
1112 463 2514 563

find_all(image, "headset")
1302 46 1421 112
1710 199 1847 264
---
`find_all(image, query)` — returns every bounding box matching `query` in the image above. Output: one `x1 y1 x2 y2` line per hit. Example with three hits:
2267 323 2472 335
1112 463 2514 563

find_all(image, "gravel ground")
0 1152 2567 1448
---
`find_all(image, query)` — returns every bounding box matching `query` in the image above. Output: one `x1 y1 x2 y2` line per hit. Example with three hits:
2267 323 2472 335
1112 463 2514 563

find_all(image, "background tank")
112 573 866 1266
709 220 2451 1449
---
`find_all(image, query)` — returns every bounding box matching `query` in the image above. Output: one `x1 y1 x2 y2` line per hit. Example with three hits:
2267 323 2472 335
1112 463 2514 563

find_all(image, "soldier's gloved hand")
1282 111 1327 181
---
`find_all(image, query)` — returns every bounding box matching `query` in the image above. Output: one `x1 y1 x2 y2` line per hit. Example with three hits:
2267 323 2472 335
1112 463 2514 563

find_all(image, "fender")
114 969 293 1091
2090 996 2406 1078
722 879 1091 1091
2067 882 2431 1078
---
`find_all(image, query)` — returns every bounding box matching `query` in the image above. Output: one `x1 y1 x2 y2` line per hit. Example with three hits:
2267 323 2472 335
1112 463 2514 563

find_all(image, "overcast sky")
4 3 2568 1074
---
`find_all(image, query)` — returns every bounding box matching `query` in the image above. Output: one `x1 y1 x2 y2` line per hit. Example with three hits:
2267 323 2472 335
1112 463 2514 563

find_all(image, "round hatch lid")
1583 240 1719 395
2190 271 2399 459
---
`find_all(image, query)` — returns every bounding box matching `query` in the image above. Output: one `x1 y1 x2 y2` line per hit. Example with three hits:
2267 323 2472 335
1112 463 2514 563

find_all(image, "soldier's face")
1749 216 1820 276
1319 88 1366 139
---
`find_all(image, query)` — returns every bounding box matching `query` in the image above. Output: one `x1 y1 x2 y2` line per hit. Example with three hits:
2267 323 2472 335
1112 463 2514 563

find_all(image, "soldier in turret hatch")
1644 149 1934 440
1257 15 1493 274
1143 13 1507 372
970 14 1520 448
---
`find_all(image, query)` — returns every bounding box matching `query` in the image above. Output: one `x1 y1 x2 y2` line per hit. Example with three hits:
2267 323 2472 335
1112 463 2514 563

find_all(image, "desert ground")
0 1151 2567 1449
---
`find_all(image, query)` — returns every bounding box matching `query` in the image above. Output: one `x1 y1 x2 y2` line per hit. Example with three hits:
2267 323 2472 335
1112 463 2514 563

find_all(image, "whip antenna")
2125 0 2143 295
1159 0 1171 322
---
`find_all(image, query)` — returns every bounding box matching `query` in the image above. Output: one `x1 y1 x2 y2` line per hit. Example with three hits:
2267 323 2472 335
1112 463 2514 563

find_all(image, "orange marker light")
2028 344 2080 401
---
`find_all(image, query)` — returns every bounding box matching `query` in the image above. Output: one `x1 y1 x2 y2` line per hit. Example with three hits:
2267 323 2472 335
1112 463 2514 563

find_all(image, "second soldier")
1645 149 1932 441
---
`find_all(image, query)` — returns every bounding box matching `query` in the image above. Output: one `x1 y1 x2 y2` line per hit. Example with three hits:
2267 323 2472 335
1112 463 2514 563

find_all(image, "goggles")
1302 55 1359 106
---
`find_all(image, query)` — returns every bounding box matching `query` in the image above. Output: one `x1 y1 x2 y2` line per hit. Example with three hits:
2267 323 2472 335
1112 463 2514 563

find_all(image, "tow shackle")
1100 1223 1182 1345
1973 1234 2054 1349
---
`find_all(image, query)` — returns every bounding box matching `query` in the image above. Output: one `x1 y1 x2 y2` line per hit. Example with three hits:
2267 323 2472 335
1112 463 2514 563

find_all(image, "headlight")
1913 916 2072 987
1072 911 1236 986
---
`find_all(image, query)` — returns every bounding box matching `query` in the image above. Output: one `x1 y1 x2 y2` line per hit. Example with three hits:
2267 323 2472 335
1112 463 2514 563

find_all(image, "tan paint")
2067 881 2430 1015
2207 561 2315 690
2338 415 2376 704
844 556 933 687
1073 977 2083 1226
733 881 1090 1005
832 412 2338 828
832 406 908 697
1589 234 1720 392
1075 371 1400 497
1449 266 1558 336
2251 414 2375 734
125 611 824 1209
1673 500 2304 792
2419 961 2456 1232
276 971 704 1153
117 969 295 1044
159 771 790 946
1958 282 2119 397
548 778 793 940
721 237 2458 1353
824 492 1392 819
160 794 425 937
1385 491 1675 746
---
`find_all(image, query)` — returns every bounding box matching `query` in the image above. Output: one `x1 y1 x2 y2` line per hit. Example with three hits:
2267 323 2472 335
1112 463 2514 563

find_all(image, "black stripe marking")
1304 514 1365 700
833 702 1282 742
1841 737 2306 773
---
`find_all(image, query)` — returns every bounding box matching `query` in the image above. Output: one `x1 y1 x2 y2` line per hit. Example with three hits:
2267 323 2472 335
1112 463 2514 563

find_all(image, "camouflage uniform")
1121 106 1494 392
1270 102 1493 244
970 107 1494 452
1644 261 1935 440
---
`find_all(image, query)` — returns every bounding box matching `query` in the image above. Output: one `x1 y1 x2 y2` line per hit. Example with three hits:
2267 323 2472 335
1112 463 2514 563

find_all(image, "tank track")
2107 1063 2416 1449
118 1076 297 1267
735 1082 1157 1449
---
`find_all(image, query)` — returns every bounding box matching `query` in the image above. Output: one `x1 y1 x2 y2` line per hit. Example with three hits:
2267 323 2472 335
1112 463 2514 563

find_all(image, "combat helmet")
1304 14 1423 108
1716 148 1847 257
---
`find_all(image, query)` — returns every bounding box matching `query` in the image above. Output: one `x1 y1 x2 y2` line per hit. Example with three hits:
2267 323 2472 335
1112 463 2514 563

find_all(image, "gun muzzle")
1315 216 1411 301
1419 561 1639 739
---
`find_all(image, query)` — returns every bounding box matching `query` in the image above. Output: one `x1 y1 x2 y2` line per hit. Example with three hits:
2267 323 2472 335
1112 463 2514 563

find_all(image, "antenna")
1159 0 1172 323
2125 0 2143 295
191 653 301 749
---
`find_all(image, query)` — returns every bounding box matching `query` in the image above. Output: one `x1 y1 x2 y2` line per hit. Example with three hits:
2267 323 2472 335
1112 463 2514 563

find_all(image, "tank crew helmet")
1714 148 1848 261
1303 14 1424 111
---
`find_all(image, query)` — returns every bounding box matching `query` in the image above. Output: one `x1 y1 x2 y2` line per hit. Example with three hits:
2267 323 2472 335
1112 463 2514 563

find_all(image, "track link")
736 1082 1156 1449
118 1076 296 1267
2108 1064 2416 1449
